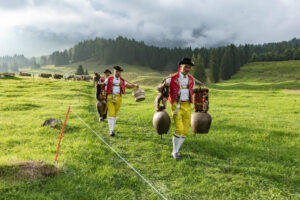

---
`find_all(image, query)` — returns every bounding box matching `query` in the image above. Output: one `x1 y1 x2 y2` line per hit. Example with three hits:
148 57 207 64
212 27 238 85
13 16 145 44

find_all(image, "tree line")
1 37 300 82
43 37 300 83
0 55 32 73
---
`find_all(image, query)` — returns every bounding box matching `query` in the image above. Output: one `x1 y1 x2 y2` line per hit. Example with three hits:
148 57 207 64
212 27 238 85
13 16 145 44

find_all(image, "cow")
82 75 91 82
39 73 52 78
53 74 63 79
2 73 15 77
74 75 83 81
74 75 91 81
64 74 74 81
19 72 31 77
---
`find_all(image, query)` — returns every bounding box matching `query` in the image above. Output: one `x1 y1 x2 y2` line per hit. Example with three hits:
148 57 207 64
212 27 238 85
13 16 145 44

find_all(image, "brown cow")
19 72 31 76
3 73 15 77
0 73 15 78
53 74 63 79
39 73 52 78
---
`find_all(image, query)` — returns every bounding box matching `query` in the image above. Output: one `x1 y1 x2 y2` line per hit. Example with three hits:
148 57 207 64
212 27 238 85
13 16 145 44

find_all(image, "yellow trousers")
107 94 122 117
171 101 191 136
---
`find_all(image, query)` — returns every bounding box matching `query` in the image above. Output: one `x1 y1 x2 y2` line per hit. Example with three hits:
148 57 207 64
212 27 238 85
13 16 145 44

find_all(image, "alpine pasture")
0 61 299 199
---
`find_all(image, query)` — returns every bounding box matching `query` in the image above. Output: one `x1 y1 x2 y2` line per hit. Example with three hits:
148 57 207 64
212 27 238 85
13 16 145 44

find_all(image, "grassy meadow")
0 60 299 199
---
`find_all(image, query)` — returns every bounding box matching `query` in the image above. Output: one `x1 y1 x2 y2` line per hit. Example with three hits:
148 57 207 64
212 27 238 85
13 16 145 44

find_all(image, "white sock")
114 117 117 128
177 136 186 153
108 117 114 132
172 134 180 154
111 117 117 131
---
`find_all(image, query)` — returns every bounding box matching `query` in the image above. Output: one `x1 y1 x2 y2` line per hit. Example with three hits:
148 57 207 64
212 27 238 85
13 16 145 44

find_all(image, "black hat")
113 66 123 72
104 69 112 74
178 58 194 66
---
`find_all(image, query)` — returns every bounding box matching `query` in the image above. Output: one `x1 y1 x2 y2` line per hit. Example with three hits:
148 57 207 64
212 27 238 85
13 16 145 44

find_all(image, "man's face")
180 64 191 74
104 72 111 77
114 70 121 77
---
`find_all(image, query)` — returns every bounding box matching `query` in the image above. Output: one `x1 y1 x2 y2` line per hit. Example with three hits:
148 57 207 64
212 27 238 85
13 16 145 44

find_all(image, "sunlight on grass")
0 62 299 199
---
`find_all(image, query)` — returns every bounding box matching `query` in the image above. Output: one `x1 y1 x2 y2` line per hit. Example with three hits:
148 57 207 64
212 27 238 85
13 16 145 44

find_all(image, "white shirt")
104 76 127 94
165 72 195 101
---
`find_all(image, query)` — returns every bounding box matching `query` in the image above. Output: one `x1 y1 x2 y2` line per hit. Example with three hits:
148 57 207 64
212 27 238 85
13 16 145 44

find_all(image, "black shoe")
110 131 115 136
171 152 182 160
99 117 104 122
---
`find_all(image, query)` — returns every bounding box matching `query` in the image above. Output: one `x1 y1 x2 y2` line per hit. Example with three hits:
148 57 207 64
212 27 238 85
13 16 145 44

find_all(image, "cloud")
0 0 30 10
0 0 300 56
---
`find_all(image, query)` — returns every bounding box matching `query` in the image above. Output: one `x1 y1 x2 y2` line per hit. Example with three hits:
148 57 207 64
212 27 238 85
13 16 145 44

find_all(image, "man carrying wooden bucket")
97 69 112 122
103 66 139 136
164 58 204 160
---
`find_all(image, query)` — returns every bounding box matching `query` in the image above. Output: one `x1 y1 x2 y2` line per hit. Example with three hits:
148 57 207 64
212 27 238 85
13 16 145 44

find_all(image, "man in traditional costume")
100 69 112 83
103 66 138 136
160 58 204 159
96 69 112 122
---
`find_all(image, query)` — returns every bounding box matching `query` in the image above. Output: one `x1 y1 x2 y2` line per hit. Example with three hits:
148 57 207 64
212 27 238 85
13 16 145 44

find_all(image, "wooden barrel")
132 89 145 102
191 112 212 134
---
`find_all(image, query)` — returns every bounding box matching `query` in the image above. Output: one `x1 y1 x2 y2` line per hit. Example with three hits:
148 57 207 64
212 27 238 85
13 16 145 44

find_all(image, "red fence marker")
54 106 71 163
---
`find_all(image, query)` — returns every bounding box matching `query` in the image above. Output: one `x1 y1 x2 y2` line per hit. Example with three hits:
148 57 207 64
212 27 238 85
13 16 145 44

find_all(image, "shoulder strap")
162 72 178 83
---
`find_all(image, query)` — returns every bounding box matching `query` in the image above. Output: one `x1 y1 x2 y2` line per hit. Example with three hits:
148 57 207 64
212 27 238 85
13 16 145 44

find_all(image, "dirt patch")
283 90 300 93
0 161 58 181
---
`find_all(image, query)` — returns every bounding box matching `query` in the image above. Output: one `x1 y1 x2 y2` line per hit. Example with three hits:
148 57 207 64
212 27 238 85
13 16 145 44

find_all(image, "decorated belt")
113 83 120 86
180 85 188 89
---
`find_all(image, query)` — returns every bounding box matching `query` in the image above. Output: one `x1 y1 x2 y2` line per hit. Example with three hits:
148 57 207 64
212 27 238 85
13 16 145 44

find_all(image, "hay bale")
0 161 58 181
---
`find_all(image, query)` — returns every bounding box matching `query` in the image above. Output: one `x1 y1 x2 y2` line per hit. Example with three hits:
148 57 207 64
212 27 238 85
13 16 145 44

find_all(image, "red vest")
106 76 126 94
168 74 194 104
100 76 106 94
100 76 106 83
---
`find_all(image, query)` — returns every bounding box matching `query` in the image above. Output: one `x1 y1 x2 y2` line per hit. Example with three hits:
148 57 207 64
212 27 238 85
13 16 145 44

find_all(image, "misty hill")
1 37 300 83
34 37 300 83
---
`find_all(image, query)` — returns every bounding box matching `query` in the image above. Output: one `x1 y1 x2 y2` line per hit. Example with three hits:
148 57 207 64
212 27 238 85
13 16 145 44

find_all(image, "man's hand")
195 79 204 86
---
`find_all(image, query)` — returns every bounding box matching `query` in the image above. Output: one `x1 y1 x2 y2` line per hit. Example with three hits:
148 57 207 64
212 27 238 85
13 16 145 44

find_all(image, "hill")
210 60 300 91
230 60 300 82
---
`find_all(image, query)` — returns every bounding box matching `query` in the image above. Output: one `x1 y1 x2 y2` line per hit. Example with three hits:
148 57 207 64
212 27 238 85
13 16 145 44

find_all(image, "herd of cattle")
14 72 93 81
0 72 96 83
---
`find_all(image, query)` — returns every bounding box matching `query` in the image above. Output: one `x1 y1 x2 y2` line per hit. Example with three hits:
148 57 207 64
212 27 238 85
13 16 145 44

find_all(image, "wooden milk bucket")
132 88 145 102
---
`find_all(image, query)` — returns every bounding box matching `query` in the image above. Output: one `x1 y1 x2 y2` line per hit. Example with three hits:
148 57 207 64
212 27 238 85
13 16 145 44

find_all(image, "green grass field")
0 61 300 199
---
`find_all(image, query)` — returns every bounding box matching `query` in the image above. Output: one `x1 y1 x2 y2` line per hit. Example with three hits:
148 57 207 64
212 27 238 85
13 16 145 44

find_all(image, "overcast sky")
0 0 300 57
